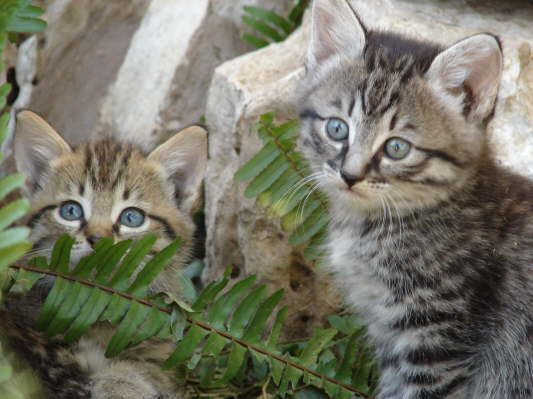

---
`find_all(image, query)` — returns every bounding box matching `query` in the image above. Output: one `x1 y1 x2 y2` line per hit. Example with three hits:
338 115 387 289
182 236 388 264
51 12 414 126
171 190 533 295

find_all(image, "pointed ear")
148 125 207 215
306 0 367 70
426 34 503 123
14 110 72 195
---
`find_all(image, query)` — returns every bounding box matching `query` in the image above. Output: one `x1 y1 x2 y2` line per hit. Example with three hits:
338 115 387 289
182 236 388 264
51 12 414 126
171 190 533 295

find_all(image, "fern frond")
7 237 376 398
241 0 310 49
0 0 47 33
288 0 309 27
0 3 48 397
8 234 181 352
235 113 329 260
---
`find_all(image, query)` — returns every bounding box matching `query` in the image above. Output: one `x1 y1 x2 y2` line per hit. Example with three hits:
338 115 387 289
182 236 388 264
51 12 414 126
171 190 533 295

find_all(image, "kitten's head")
297 0 502 216
14 111 207 293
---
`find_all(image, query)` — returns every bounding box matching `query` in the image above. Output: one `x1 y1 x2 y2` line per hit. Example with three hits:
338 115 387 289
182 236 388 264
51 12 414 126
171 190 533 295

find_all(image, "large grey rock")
31 0 149 146
8 0 292 150
204 16 343 340
204 0 533 338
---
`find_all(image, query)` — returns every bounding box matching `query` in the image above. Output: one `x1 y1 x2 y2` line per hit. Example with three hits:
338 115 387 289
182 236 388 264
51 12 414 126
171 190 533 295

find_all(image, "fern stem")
9 263 370 398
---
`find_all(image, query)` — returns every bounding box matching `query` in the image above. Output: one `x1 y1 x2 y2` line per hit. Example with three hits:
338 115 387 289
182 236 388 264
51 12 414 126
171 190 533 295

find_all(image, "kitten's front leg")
376 353 471 399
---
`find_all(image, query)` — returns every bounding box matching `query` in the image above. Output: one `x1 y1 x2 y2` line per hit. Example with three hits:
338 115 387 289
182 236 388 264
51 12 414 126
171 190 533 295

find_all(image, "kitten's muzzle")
340 169 363 188
87 234 102 247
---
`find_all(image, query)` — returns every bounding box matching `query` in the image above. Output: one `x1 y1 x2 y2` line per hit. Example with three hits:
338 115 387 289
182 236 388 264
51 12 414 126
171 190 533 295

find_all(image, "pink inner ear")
428 34 502 119
308 0 366 68
466 49 501 98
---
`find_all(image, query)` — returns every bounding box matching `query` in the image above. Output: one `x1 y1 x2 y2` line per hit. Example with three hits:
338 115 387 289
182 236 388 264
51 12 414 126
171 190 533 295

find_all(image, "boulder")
203 0 533 338
8 0 293 150
204 14 343 340
30 0 150 146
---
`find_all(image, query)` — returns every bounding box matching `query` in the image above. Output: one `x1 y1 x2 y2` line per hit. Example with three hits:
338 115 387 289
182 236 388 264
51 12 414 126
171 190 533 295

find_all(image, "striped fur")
297 1 532 398
1 111 206 398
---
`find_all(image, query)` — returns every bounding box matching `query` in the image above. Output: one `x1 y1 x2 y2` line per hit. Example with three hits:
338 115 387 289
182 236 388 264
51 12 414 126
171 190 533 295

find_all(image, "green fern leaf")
192 268 231 311
242 289 283 343
242 15 285 42
207 274 256 329
127 237 181 297
7 237 376 398
289 208 329 246
0 199 29 231
0 242 30 270
242 6 293 35
244 154 290 198
234 113 329 260
106 300 150 356
241 33 270 49
0 3 49 397
65 288 112 343
72 237 114 277
95 239 131 283
229 285 267 336
163 324 209 368
108 234 156 289
0 83 10 110
240 2 308 49
132 306 169 345
0 227 28 250
234 142 280 182
202 332 229 357
288 0 309 26
267 305 288 349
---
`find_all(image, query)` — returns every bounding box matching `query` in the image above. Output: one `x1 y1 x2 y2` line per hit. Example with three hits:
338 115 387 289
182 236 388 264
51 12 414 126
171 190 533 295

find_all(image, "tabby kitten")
1 110 207 398
297 1 533 398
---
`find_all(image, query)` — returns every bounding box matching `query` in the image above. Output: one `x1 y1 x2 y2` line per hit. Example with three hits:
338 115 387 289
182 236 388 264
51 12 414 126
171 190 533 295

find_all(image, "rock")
16 0 293 151
203 0 533 338
204 14 343 340
30 0 150 146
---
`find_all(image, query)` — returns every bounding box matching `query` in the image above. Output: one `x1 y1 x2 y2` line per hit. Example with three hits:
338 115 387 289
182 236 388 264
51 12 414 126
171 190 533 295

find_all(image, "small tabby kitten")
297 1 532 398
1 111 207 398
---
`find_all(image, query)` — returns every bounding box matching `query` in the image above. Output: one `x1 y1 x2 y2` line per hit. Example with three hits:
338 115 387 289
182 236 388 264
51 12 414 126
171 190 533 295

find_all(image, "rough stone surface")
205 17 343 340
30 0 149 146
204 0 533 338
96 0 294 150
6 0 292 152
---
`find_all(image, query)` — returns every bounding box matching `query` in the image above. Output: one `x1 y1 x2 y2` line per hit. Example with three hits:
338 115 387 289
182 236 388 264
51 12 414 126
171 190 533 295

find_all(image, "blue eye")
119 207 145 227
326 118 349 141
384 138 411 160
59 201 84 221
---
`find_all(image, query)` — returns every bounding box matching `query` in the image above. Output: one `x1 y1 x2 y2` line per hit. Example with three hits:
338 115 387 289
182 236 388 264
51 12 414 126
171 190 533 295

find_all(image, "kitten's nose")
340 170 362 188
87 234 102 247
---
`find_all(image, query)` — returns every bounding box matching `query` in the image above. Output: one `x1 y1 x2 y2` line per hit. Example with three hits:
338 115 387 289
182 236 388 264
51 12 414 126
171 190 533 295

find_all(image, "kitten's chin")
70 243 93 265
328 187 378 215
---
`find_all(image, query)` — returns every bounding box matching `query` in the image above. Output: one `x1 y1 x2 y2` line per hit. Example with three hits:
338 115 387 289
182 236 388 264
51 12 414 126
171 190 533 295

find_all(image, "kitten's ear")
427 34 503 122
306 0 367 70
14 111 72 195
148 125 207 215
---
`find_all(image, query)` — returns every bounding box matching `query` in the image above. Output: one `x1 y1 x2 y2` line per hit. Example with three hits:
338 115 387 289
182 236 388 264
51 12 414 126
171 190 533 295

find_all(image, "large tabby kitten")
297 1 532 398
1 111 207 398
